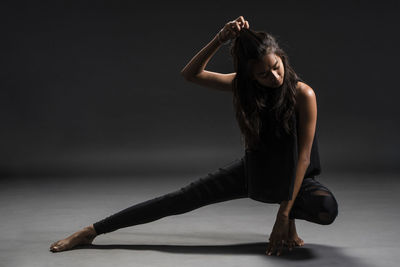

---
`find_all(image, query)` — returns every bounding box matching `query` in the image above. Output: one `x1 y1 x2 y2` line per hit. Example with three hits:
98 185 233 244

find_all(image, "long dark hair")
229 28 300 149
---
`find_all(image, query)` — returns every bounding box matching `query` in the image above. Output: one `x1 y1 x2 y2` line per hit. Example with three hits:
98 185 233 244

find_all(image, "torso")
244 79 322 202
244 80 314 150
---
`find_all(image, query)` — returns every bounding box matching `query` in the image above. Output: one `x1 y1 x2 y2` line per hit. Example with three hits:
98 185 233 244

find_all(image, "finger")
273 241 281 255
230 21 239 32
238 21 244 30
277 240 284 256
244 21 250 29
238 16 245 25
233 21 241 32
266 242 274 255
288 241 294 251
269 241 277 255
266 242 272 255
237 17 245 28
227 22 238 36
236 15 245 24
228 21 236 29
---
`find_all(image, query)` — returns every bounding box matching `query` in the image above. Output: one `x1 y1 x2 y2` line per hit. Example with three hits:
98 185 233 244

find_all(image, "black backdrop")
1 0 399 178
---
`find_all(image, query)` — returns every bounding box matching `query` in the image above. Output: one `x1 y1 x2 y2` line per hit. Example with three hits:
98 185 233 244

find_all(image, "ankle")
83 225 98 237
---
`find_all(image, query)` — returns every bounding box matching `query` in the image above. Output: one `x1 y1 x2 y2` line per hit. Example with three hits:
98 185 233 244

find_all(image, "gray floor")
1 171 399 267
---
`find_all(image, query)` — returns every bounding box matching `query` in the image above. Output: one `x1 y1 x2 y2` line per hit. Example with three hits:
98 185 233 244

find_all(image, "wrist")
216 30 230 46
213 33 223 46
278 201 293 217
276 211 290 220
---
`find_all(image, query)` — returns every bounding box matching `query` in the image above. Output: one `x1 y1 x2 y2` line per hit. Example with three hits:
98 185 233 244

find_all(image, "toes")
50 241 67 252
52 244 65 252
50 241 60 250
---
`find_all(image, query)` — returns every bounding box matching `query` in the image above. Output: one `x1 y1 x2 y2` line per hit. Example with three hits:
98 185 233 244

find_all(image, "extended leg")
93 158 248 235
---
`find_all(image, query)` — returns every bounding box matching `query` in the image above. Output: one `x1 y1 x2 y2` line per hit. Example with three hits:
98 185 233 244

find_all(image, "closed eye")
259 65 280 77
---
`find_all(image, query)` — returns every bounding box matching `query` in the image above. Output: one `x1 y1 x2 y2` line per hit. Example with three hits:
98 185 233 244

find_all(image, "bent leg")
93 158 248 235
289 177 339 225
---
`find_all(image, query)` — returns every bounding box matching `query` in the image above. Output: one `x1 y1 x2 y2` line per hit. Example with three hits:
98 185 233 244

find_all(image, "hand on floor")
266 215 304 256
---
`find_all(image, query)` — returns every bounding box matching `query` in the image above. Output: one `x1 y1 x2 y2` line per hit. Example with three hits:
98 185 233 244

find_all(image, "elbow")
180 70 193 81
181 70 199 82
298 156 310 167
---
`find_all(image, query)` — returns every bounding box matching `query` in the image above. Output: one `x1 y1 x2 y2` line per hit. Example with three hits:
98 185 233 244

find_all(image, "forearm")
277 159 310 218
180 32 223 78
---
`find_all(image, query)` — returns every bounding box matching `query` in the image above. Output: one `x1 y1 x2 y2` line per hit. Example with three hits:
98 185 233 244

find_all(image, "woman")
49 16 338 256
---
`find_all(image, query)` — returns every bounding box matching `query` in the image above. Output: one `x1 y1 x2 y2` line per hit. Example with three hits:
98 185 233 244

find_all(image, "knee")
317 197 338 225
318 211 337 225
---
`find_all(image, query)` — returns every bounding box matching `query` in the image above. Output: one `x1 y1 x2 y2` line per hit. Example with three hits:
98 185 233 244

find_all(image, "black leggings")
93 158 339 235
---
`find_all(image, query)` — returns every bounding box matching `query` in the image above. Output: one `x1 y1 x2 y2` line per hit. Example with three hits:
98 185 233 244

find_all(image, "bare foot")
49 225 98 253
288 219 305 248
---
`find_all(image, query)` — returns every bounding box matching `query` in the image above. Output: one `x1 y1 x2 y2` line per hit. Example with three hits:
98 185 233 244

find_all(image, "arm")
277 84 318 218
180 33 223 77
180 33 235 92
266 83 318 256
180 16 249 92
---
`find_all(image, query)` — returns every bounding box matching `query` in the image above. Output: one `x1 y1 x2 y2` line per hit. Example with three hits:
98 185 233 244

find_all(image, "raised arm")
180 16 249 92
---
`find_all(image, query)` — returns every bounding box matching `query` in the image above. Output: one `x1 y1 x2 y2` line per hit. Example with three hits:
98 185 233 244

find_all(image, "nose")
271 71 280 83
271 70 279 80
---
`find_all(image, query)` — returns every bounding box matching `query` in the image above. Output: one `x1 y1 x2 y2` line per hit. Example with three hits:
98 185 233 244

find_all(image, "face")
252 53 284 88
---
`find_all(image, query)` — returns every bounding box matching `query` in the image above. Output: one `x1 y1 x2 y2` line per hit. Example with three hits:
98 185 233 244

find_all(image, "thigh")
177 157 248 208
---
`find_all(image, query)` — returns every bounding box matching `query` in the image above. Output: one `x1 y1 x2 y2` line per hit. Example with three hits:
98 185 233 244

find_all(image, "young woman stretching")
49 16 338 257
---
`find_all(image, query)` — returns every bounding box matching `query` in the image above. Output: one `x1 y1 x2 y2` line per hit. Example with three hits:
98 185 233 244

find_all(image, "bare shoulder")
295 81 317 112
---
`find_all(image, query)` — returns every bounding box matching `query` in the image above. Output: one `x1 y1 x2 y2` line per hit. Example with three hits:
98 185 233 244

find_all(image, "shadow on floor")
70 242 371 265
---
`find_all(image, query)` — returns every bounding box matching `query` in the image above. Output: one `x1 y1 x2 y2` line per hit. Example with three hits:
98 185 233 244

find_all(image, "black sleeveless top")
244 82 322 204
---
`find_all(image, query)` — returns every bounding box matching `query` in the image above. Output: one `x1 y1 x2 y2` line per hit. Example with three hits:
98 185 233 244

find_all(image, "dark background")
1 0 399 178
